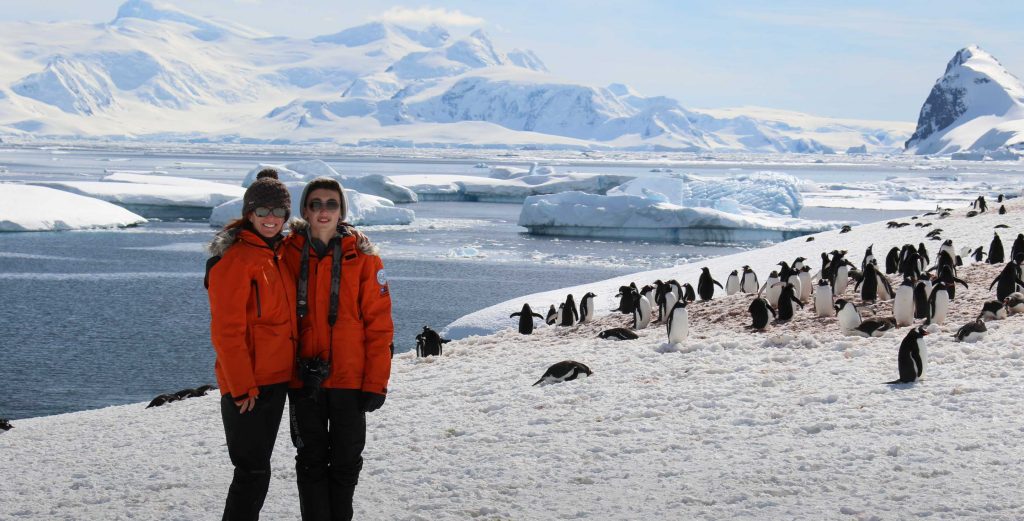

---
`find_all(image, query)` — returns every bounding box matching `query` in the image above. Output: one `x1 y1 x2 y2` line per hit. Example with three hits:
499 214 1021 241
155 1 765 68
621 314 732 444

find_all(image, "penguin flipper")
510 312 521 318
532 377 545 386
532 313 544 319
713 280 724 289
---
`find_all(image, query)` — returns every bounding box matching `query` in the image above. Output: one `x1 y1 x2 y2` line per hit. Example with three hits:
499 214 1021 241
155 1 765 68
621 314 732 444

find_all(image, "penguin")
851 317 897 338
840 225 852 233
918 242 931 268
813 279 834 317
971 246 986 263
173 388 195 400
697 267 723 301
555 303 564 326
741 266 759 294
532 360 592 386
899 250 923 281
856 263 893 303
927 282 950 325
885 326 928 384
641 285 657 310
0 418 11 431
938 239 955 264
662 287 679 325
632 289 652 330
763 271 782 307
787 271 803 304
511 303 545 334
989 262 1024 301
188 384 216 397
933 265 968 300
579 292 597 324
681 283 696 303
954 318 987 343
974 195 988 212
989 233 1005 264
416 326 450 357
777 261 794 283
146 393 179 408
560 294 579 326
545 305 558 326
861 244 875 272
999 205 1007 215
835 299 863 333
775 283 804 321
612 284 637 314
913 281 930 320
833 262 852 295
884 247 900 275
725 270 741 295
598 328 639 340
979 300 1007 321
1011 234 1024 262
748 296 776 330
893 277 915 327
998 193 1005 203
654 280 672 322
666 300 689 344
666 279 683 302
793 256 807 270
1004 292 1024 315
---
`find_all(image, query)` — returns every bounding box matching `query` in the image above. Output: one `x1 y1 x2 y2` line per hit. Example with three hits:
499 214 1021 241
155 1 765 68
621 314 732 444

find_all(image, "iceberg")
608 172 804 216
0 183 146 231
391 171 633 202
243 161 418 203
209 183 415 227
517 191 843 243
29 173 245 219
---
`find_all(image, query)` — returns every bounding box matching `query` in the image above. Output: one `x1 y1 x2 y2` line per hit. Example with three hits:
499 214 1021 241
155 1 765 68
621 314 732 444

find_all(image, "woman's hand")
234 395 257 413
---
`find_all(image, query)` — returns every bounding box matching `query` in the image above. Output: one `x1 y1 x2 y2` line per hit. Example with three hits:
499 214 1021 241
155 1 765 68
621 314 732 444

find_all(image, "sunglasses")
253 207 288 218
307 199 341 212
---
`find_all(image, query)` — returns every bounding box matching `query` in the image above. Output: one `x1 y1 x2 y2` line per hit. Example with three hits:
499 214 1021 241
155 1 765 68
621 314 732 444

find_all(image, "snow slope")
0 183 146 231
2 197 1023 520
905 46 1024 156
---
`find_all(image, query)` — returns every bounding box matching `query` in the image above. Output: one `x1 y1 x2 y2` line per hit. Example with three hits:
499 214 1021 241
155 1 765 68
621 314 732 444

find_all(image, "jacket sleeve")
359 254 394 394
208 252 259 400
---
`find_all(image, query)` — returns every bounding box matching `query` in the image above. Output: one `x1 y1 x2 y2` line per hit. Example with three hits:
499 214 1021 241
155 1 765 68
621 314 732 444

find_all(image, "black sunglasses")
307 199 341 212
253 207 288 218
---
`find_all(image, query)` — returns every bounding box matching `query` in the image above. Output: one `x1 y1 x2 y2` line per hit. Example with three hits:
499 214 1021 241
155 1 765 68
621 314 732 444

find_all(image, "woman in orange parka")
282 176 393 521
207 169 297 521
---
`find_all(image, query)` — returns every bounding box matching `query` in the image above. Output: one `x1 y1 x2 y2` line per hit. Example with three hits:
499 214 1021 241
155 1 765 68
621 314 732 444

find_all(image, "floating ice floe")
391 165 632 203
209 184 415 227
30 172 244 219
243 160 418 203
802 172 1024 210
0 183 146 232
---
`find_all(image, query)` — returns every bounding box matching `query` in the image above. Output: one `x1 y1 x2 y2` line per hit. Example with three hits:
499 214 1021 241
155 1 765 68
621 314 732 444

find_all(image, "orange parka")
282 222 393 395
207 226 298 400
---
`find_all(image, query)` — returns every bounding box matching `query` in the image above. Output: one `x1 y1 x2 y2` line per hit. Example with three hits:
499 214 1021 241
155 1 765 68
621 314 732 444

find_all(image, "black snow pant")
288 388 367 521
220 382 288 521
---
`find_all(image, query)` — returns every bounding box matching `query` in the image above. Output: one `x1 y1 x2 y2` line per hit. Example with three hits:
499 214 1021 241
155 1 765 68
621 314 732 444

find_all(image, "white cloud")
371 6 484 27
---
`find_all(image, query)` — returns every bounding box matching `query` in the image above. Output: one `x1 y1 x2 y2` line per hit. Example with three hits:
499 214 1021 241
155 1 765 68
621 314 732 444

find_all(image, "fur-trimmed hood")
207 225 242 257
289 219 380 256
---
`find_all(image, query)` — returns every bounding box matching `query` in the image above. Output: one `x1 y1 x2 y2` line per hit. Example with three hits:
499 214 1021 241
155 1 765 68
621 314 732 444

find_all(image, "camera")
298 357 330 390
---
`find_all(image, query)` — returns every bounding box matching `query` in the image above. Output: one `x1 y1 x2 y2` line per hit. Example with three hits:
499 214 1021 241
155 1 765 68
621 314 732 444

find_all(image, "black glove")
360 392 386 413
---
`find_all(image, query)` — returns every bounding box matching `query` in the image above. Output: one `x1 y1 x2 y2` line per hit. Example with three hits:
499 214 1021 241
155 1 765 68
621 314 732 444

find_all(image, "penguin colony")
474 195 1020 387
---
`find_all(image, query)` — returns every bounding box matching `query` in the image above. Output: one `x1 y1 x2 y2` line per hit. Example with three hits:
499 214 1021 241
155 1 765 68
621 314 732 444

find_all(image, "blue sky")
1 0 1021 122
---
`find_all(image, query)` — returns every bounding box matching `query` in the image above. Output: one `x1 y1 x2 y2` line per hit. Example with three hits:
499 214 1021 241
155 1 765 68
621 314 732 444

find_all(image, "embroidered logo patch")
376 269 388 286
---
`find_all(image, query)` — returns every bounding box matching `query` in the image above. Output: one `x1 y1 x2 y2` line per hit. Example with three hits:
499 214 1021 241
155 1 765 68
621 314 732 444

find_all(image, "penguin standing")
681 283 696 303
935 265 969 300
725 270 741 296
989 262 1024 301
748 296 776 330
555 303 564 326
662 287 679 324
741 266 759 294
545 305 558 325
999 205 1007 215
666 300 689 344
954 318 987 343
560 294 579 326
653 281 671 322
814 279 834 317
416 326 450 357
834 262 852 295
775 283 804 321
632 289 652 330
697 267 723 301
971 246 986 263
857 263 892 303
885 327 928 384
510 303 545 334
835 299 863 333
612 284 637 314
533 361 592 386
989 233 1005 264
927 282 950 325
861 244 875 272
913 281 930 320
1011 233 1024 262
640 285 656 310
884 247 900 275
793 256 807 270
579 292 597 323
798 266 813 302
763 271 782 307
893 277 915 327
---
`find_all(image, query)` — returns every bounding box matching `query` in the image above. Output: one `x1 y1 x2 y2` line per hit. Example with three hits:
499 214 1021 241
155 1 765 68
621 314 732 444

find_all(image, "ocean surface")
0 147 925 419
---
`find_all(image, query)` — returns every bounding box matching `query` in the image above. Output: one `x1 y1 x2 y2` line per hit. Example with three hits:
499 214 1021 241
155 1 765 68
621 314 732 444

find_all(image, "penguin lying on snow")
147 384 216 408
1004 292 1024 314
954 319 987 343
885 326 928 384
598 328 639 340
850 317 897 338
979 301 1007 321
533 361 592 386
0 418 13 431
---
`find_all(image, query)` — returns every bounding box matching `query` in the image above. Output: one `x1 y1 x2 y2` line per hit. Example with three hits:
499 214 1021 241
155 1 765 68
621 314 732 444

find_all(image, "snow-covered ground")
3 193 1023 520
0 183 146 231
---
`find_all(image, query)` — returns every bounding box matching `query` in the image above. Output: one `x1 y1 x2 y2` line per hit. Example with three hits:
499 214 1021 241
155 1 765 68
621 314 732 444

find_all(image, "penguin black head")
818 279 830 287
914 325 929 337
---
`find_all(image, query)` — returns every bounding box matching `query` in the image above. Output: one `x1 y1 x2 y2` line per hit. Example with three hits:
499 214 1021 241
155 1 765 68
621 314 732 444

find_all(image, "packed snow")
3 195 1023 520
0 183 146 231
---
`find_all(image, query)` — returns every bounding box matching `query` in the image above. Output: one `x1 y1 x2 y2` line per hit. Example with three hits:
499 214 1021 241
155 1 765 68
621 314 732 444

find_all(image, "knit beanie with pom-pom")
242 168 291 218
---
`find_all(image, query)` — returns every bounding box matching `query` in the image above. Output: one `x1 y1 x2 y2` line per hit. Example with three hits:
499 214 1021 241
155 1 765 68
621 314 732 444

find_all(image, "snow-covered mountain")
0 0 911 152
905 45 1024 156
